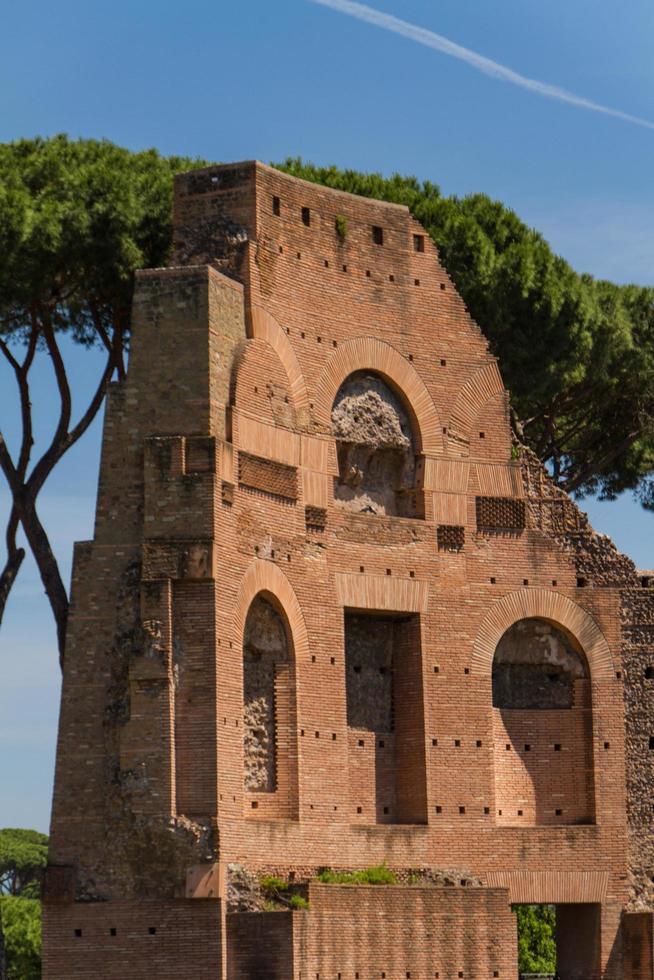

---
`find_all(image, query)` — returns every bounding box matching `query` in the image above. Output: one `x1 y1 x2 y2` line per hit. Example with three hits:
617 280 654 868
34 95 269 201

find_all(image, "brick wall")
299 884 517 979
238 451 299 501
227 911 293 980
492 685 595 827
42 900 224 979
227 885 517 980
44 162 653 978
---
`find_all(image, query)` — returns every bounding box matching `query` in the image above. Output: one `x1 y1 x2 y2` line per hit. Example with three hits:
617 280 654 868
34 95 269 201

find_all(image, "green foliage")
0 135 204 347
259 874 309 911
0 829 48 898
335 214 348 240
275 158 654 508
259 875 289 894
315 864 397 885
0 895 42 979
0 831 47 980
514 904 556 975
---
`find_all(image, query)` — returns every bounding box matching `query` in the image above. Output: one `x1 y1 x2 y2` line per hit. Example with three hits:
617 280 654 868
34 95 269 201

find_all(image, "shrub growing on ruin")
315 865 397 885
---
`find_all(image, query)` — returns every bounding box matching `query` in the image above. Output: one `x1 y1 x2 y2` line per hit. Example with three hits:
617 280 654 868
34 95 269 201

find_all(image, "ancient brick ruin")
42 162 654 978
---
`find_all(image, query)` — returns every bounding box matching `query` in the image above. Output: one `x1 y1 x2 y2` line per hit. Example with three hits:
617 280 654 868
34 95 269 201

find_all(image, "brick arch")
471 588 614 680
234 558 310 666
448 362 505 454
249 304 310 414
313 337 443 454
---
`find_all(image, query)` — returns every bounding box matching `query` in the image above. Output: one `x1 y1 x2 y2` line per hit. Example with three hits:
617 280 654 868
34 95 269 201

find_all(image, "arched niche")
471 588 614 681
313 337 443 455
492 618 589 710
491 617 595 827
331 371 424 518
243 595 290 793
235 561 304 821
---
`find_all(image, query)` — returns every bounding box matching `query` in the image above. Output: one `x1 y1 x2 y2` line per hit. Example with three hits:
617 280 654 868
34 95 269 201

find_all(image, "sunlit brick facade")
43 162 654 979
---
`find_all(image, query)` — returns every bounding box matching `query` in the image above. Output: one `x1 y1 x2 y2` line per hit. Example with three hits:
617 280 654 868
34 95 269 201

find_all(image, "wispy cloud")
311 0 654 132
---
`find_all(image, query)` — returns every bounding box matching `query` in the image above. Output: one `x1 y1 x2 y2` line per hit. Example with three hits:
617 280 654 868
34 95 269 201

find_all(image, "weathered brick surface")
44 162 653 978
624 913 654 980
238 451 298 501
228 885 517 979
43 900 224 978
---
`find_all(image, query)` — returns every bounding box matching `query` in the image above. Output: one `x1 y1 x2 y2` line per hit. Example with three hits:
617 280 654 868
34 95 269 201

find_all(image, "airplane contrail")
310 0 654 132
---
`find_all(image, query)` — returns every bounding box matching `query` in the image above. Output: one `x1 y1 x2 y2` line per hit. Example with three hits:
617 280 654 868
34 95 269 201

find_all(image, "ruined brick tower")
43 163 654 979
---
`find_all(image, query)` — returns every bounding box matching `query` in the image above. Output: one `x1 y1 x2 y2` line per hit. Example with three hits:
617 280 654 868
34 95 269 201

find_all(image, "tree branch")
0 507 25 630
16 495 69 667
26 349 115 501
0 336 21 375
40 307 72 452
16 319 39 479
564 429 641 494
0 317 122 665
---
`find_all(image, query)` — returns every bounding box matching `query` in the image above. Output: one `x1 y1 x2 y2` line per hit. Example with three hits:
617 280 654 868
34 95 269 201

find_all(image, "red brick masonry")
43 162 654 979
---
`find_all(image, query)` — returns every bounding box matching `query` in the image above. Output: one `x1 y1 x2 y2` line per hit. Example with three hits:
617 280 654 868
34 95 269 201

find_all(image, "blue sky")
1 0 653 833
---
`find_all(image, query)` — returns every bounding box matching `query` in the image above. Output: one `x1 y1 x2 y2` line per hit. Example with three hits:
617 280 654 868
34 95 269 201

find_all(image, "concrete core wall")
332 371 419 517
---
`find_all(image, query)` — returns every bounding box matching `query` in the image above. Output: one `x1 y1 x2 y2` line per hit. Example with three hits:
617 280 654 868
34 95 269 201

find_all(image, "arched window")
242 594 297 817
331 372 423 518
492 618 595 826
